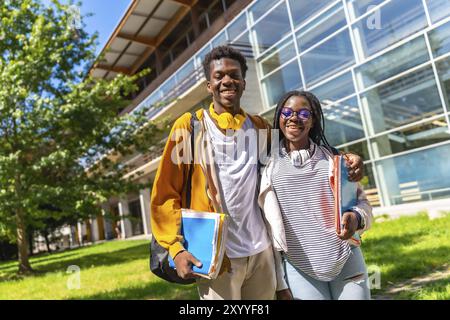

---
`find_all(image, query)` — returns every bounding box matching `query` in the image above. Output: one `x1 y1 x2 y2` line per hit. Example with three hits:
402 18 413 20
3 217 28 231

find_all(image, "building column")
118 199 133 239
139 189 151 235
90 217 99 243
77 222 83 246
68 226 73 248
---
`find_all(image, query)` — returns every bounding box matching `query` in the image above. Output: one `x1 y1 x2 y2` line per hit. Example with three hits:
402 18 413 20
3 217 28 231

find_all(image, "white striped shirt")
271 141 351 281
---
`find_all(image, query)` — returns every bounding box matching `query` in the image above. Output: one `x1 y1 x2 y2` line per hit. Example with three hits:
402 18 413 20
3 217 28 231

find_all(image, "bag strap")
185 112 198 208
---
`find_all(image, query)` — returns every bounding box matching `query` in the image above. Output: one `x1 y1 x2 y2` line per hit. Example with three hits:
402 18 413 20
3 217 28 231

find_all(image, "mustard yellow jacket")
150 108 271 260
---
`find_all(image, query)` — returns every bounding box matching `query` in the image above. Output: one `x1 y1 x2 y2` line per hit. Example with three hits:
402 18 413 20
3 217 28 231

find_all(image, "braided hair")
273 90 331 148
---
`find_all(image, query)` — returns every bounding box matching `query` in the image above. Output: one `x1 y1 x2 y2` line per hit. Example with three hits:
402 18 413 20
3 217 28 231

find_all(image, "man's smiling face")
206 58 246 113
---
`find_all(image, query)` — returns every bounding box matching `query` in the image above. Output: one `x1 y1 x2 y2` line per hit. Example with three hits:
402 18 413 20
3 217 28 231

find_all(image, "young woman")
258 90 373 300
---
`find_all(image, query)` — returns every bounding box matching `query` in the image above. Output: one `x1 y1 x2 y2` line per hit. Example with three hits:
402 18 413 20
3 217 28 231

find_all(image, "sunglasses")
280 107 312 121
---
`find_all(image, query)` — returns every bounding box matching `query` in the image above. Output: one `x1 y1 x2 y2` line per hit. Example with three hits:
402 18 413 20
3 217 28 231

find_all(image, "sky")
42 0 132 55
78 0 132 54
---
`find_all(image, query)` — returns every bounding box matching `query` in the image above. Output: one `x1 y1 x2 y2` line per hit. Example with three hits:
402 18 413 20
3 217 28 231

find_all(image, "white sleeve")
351 183 374 234
273 247 288 291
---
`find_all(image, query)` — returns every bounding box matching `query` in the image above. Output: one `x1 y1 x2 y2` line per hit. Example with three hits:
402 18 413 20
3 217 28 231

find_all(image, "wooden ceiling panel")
127 42 148 56
121 15 147 34
154 1 181 19
116 54 138 68
134 0 160 15
138 18 167 38
109 37 130 52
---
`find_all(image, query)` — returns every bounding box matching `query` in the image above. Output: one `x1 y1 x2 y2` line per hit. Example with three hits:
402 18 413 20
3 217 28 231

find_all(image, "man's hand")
343 153 364 182
173 250 203 279
276 289 293 300
338 211 359 240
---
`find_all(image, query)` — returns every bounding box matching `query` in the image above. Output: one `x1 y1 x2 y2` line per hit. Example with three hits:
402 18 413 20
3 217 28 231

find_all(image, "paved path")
372 264 450 300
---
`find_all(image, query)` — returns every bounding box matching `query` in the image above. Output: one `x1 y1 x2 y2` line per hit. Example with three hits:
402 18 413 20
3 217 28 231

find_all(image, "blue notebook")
169 210 228 279
333 155 361 246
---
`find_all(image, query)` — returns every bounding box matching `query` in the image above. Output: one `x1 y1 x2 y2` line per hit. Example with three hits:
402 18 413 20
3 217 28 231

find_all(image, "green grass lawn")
0 240 198 300
0 212 448 300
362 212 450 299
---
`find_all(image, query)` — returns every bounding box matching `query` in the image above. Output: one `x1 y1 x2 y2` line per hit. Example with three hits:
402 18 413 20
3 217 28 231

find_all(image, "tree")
0 0 165 273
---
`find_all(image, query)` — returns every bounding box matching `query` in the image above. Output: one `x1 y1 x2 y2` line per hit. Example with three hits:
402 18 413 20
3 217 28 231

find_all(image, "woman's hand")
338 211 359 240
343 153 364 182
276 289 293 300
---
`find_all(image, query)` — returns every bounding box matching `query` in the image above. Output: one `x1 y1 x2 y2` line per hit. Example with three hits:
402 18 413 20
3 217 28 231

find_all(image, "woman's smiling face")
279 95 314 147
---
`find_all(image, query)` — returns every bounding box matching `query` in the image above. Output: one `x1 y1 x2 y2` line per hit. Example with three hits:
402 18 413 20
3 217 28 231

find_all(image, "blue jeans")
284 246 371 300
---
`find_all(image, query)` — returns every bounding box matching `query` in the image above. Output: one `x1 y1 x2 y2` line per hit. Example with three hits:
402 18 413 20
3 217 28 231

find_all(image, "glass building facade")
134 0 450 208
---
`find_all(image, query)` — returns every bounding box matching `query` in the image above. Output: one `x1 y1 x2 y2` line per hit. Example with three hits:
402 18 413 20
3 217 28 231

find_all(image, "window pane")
429 20 450 58
324 96 365 146
311 71 355 105
262 61 302 106
211 31 228 48
253 3 292 55
346 0 385 20
296 2 346 52
135 90 159 115
196 44 212 70
371 117 450 157
301 30 355 86
376 143 450 205
361 163 377 189
172 36 189 61
248 0 277 23
259 37 297 76
145 92 164 118
359 163 380 206
227 13 248 42
224 0 238 10
355 35 429 90
289 0 335 27
436 56 450 111
233 32 263 114
361 66 444 134
162 54 172 69
426 0 450 24
337 142 371 169
230 32 255 59
208 0 225 24
199 13 209 33
354 0 427 57
177 60 196 92
160 77 176 98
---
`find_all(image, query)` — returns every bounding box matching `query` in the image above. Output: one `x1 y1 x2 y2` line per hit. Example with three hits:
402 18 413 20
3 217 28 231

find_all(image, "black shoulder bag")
149 112 198 285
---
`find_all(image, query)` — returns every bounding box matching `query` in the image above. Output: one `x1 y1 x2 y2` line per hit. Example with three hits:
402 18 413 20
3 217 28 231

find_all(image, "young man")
150 46 364 300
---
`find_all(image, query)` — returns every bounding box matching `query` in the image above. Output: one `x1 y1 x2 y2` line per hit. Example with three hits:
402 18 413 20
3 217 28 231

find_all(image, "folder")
333 155 361 246
169 209 229 279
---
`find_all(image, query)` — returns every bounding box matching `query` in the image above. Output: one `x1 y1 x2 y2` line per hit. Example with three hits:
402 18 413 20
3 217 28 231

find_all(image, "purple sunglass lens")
281 108 311 119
